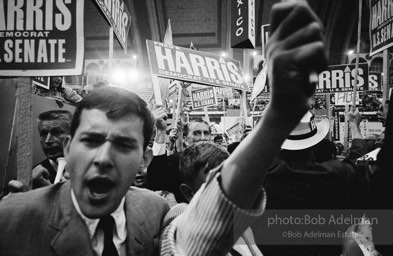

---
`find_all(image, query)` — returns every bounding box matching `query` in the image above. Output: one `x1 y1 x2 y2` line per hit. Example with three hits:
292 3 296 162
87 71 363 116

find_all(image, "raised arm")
221 0 327 209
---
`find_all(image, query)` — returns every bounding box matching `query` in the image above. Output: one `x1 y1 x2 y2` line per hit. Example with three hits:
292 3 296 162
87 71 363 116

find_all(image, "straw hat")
281 111 330 150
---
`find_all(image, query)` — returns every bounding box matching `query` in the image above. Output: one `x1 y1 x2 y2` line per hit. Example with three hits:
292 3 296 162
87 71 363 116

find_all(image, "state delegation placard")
0 0 84 76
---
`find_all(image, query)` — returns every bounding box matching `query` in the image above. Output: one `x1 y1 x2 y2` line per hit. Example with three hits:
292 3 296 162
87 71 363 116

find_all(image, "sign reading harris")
316 63 369 93
94 0 131 52
0 0 84 77
146 40 250 91
369 0 393 55
231 0 255 48
191 87 217 109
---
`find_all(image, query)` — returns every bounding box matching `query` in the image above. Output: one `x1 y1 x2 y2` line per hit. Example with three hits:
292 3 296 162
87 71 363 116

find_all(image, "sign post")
16 78 33 190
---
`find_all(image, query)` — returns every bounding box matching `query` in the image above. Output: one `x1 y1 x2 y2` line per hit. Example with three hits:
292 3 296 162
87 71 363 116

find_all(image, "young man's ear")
63 135 72 160
180 183 194 203
141 147 153 170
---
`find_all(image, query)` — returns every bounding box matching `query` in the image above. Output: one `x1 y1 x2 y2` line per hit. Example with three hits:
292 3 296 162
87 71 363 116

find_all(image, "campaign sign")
231 0 255 48
368 72 382 91
146 40 250 91
191 87 217 109
226 122 242 137
32 76 50 89
0 0 84 76
316 63 369 93
369 0 393 55
94 0 131 52
334 92 360 106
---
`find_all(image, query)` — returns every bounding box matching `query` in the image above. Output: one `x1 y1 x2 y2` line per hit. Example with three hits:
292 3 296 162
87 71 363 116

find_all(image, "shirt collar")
71 190 127 241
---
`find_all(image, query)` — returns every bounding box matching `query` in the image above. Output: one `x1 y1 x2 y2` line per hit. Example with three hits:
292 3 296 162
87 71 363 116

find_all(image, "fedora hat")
281 111 330 150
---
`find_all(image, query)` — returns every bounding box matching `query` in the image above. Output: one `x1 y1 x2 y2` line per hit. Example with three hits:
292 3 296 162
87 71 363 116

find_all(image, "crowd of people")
0 1 392 256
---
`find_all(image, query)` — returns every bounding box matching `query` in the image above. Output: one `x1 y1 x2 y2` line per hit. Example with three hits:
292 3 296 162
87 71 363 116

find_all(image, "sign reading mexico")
191 87 217 109
0 0 84 76
369 0 393 55
146 40 250 91
95 0 131 52
231 0 255 48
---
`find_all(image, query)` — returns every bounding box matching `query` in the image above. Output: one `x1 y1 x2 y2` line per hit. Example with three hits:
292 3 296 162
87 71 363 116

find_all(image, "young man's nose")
93 142 114 169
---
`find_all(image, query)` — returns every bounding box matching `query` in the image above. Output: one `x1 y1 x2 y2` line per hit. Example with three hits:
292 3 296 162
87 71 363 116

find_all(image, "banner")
0 0 84 76
191 87 217 109
316 63 369 93
226 122 243 138
94 0 131 52
334 92 360 106
146 40 250 91
368 72 382 91
261 24 270 59
369 0 393 55
32 77 50 90
231 0 255 48
215 87 234 98
251 62 267 101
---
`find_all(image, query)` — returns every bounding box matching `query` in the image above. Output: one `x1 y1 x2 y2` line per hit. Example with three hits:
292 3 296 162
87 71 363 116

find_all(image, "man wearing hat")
262 108 368 256
265 108 366 208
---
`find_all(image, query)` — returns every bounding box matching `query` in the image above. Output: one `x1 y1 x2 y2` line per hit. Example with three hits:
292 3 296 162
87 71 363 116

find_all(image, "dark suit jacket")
147 152 186 203
33 158 57 188
0 181 169 256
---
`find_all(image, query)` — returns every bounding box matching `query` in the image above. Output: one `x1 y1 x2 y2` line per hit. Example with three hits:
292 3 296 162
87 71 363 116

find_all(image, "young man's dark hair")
71 86 154 149
179 142 229 201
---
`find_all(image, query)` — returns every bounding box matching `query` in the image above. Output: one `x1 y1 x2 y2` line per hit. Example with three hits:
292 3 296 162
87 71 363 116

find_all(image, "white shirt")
152 141 166 156
71 190 127 256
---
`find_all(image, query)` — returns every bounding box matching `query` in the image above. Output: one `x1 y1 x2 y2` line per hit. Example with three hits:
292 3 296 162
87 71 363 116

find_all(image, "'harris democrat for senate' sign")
0 0 84 76
146 40 250 91
369 0 393 55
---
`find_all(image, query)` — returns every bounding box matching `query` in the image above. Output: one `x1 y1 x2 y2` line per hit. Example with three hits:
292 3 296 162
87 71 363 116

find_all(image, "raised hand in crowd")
220 0 327 209
168 128 178 155
152 104 168 146
347 107 363 139
31 165 52 188
160 1 328 255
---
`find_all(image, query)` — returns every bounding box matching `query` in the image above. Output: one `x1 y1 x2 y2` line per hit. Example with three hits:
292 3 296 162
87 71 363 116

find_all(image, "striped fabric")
160 166 266 256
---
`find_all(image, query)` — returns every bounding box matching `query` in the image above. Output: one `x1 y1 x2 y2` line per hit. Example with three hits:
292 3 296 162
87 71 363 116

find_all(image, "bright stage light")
111 69 127 84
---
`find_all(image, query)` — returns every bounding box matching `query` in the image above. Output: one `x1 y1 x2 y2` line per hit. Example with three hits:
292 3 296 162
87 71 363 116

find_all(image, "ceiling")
84 0 369 77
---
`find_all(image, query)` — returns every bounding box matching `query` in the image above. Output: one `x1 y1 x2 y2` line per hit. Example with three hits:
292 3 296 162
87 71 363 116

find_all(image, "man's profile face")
38 120 68 160
64 109 145 218
185 122 211 146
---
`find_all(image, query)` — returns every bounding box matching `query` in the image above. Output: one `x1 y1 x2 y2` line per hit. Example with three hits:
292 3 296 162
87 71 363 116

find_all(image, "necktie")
99 215 119 256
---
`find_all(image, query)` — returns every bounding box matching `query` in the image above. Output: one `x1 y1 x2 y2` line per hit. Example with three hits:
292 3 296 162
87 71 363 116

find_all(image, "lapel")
50 182 95 256
125 190 148 256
